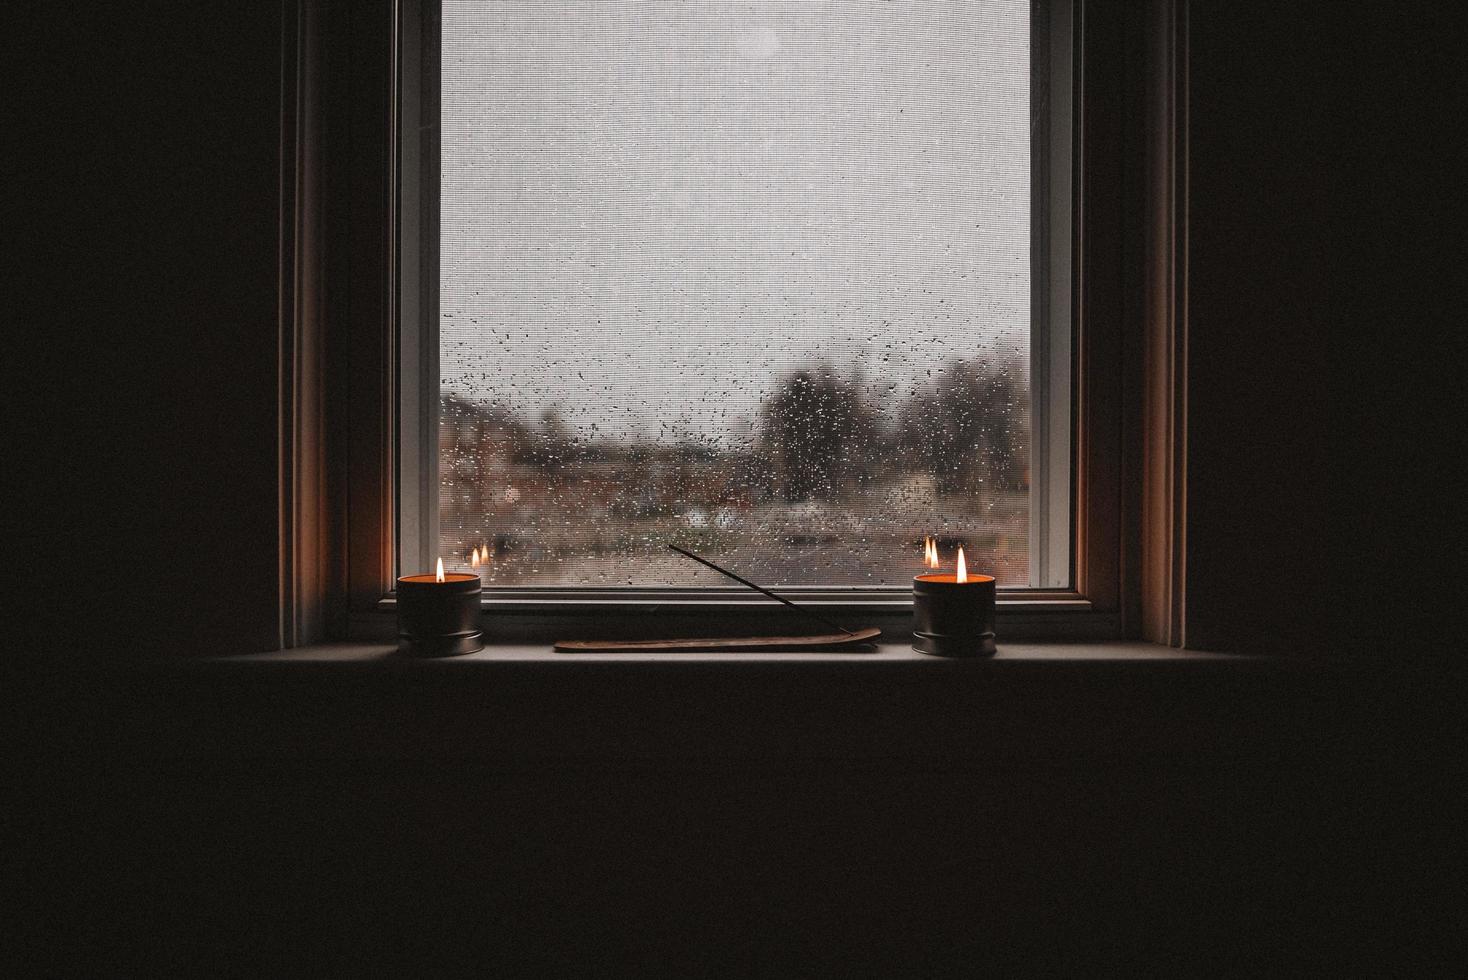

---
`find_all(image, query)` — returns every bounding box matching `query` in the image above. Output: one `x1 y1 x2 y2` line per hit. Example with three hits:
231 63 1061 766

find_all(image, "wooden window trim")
278 0 1191 647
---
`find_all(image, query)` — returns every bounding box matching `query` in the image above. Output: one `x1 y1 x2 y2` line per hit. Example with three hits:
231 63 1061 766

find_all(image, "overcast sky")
440 0 1030 446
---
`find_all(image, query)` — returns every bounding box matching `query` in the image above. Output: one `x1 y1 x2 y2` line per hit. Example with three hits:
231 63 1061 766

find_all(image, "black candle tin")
913 574 997 657
397 573 483 657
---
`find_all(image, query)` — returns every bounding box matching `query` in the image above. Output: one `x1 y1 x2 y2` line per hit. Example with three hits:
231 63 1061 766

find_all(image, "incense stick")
666 544 855 636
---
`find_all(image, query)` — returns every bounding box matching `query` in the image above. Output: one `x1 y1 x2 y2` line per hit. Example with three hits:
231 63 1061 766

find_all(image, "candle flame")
956 547 968 583
436 557 445 583
923 536 940 569
469 547 478 568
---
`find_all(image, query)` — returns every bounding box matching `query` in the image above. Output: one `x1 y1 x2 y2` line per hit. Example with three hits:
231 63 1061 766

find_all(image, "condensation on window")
440 0 1032 588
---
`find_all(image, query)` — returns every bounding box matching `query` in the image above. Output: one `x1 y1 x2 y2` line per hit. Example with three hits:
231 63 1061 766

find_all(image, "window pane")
440 0 1034 588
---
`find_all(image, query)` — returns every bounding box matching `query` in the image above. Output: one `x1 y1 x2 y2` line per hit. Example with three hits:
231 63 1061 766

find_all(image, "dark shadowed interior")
11 1 1452 974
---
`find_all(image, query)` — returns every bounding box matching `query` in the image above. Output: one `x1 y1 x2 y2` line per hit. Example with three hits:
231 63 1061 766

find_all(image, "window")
398 0 1079 602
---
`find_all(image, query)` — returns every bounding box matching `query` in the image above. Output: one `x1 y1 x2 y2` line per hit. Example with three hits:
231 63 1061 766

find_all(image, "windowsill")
130 641 1281 767
345 605 1128 645
187 639 1259 668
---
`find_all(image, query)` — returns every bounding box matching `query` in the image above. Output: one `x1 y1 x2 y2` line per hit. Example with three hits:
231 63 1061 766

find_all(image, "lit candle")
913 545 997 657
397 556 483 657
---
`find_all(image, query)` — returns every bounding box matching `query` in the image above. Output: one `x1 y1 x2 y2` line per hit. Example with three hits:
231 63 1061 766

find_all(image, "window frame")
324 0 1163 644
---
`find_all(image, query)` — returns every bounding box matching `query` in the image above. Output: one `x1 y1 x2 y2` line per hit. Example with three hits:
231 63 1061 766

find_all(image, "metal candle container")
912 573 997 657
396 572 483 656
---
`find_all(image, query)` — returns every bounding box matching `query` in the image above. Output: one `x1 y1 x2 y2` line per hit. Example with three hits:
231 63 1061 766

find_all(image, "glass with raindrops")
440 0 1035 588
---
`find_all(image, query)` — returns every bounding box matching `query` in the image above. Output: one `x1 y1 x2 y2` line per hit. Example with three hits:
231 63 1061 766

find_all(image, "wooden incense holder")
556 627 881 653
557 546 877 653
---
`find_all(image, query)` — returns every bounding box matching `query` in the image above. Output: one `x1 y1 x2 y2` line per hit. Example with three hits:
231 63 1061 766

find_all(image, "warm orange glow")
914 572 994 585
923 536 940 569
400 572 478 584
435 557 446 583
956 546 968 583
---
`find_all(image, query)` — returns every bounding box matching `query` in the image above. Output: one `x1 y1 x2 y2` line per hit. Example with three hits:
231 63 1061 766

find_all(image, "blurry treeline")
440 356 1028 523
760 358 1029 500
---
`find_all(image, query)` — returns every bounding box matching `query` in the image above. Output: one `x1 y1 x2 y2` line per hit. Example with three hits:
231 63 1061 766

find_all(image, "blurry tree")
897 358 1029 493
757 367 880 501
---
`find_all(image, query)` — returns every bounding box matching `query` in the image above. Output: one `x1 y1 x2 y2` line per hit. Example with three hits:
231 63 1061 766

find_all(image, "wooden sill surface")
122 641 1286 766
187 639 1259 667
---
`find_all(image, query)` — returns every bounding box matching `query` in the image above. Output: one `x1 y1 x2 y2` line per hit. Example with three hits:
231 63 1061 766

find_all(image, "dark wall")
17 2 284 657
24 658 1392 975
1183 4 1332 656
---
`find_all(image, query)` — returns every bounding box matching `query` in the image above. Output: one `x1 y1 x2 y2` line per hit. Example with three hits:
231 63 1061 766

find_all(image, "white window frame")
399 0 1079 599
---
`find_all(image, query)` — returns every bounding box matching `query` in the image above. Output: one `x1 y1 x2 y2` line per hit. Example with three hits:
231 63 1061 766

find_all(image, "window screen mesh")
440 0 1032 588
